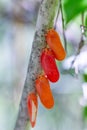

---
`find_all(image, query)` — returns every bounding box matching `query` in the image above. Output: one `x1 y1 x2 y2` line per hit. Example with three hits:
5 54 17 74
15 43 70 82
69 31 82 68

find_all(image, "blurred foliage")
83 106 87 120
83 68 87 82
0 20 9 43
63 0 87 24
83 73 87 82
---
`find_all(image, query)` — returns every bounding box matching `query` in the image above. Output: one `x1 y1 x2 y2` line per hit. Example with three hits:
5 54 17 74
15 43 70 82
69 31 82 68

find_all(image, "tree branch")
14 0 59 130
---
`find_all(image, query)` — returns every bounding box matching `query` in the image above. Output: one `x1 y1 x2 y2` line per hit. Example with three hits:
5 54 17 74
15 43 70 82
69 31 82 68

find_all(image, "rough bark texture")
14 0 58 130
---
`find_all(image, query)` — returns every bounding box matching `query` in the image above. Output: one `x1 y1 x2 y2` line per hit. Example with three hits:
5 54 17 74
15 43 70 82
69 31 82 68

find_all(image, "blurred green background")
0 0 87 130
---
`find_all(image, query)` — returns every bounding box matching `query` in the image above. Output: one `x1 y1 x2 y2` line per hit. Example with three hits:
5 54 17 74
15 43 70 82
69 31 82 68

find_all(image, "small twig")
80 25 87 32
77 13 85 53
54 0 61 29
60 0 67 52
70 12 85 70
82 12 84 25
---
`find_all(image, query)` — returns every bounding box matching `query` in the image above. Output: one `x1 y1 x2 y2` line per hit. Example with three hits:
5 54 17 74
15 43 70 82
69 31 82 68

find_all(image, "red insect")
41 48 60 82
27 92 38 128
35 74 54 109
45 29 66 61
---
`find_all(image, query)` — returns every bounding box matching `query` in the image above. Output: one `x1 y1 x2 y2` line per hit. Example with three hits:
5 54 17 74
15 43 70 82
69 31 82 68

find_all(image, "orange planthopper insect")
27 92 38 128
41 48 60 82
45 29 66 61
35 74 54 109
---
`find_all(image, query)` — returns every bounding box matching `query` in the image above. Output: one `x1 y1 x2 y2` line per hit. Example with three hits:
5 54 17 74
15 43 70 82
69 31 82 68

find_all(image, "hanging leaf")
85 14 87 26
63 0 87 24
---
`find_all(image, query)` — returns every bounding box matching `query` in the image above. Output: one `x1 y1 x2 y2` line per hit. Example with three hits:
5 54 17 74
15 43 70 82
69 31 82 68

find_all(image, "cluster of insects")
27 29 66 127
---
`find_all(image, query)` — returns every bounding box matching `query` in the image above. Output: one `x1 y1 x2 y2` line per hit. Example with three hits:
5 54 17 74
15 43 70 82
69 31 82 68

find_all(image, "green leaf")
83 106 87 120
63 0 87 24
83 68 87 82
85 14 87 26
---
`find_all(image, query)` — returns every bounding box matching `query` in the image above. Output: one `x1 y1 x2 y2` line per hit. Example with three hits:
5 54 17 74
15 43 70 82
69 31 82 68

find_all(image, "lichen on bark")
14 0 59 130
